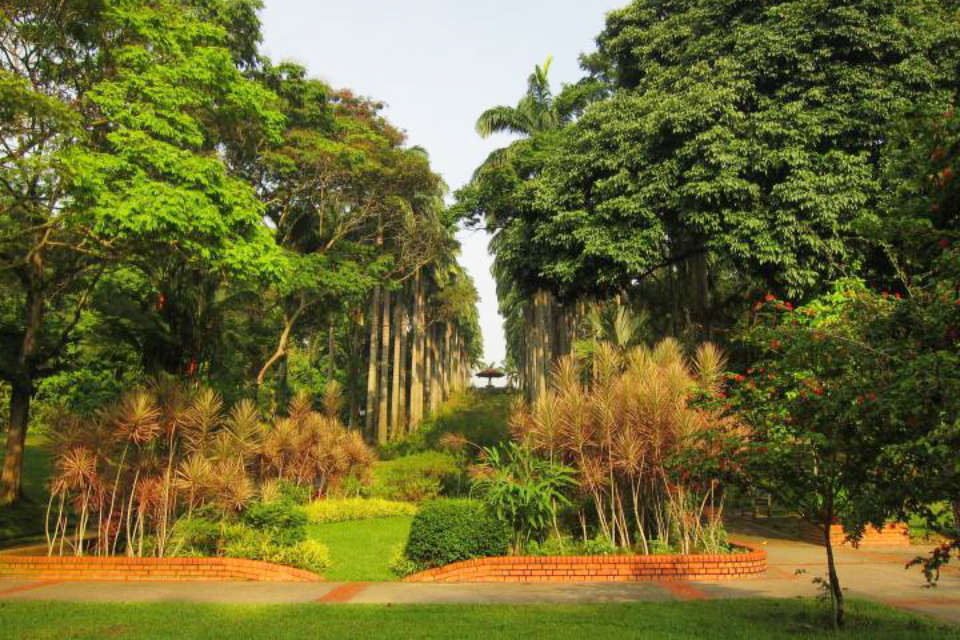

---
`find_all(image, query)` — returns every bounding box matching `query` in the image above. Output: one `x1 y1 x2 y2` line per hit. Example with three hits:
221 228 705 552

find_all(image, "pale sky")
260 0 625 369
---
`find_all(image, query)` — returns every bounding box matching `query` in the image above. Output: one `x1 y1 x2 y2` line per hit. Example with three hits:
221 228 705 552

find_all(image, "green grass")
0 431 52 547
307 516 413 581
0 599 954 639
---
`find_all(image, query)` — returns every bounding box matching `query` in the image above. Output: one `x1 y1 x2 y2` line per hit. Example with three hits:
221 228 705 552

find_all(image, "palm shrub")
43 379 374 557
510 336 742 554
470 442 576 552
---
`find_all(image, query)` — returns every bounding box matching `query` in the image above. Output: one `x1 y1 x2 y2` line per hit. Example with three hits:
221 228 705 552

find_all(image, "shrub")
368 451 461 502
273 540 330 573
389 544 418 578
404 498 510 569
304 498 418 524
221 526 329 573
168 516 223 556
471 442 575 552
241 500 307 546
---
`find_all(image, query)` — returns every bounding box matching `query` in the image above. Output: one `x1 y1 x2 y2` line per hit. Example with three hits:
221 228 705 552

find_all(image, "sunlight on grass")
307 516 413 581
0 599 954 639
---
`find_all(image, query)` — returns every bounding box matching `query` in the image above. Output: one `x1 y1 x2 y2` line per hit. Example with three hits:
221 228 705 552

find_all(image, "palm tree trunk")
327 322 336 381
364 284 381 438
390 290 403 439
377 289 391 443
409 269 424 429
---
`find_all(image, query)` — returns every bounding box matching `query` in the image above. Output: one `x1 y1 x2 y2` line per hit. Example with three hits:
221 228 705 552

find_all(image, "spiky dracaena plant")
45 378 377 558
511 335 741 554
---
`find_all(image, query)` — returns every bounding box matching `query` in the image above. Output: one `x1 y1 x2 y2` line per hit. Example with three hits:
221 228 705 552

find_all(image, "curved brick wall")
798 521 910 548
0 555 322 582
405 542 766 583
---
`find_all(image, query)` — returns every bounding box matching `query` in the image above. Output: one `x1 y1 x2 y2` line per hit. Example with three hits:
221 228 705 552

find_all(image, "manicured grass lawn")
307 516 413 581
0 599 955 639
0 432 52 547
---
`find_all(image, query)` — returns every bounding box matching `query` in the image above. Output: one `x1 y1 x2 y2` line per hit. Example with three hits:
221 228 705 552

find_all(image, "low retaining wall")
405 542 766 583
0 555 322 582
797 521 910 548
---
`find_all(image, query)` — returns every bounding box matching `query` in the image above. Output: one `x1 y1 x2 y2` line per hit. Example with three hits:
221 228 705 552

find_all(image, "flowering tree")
732 282 960 629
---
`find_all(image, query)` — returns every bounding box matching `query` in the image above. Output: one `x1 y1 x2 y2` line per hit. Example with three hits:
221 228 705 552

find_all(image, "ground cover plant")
303 498 417 524
0 599 955 640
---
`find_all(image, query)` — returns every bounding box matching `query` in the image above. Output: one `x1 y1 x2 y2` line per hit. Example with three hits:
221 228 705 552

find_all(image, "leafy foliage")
303 498 418 524
470 442 575 552
403 498 510 570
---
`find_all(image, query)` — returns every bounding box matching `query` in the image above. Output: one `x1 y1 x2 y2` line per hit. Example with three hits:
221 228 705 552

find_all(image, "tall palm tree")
476 57 601 139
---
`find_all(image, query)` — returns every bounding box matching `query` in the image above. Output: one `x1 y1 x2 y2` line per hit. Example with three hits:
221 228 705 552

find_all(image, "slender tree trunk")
824 498 845 629
397 298 409 436
377 289 391 443
364 285 382 438
442 323 452 401
390 291 403 440
1 278 43 505
425 324 435 413
327 322 336 381
409 269 424 429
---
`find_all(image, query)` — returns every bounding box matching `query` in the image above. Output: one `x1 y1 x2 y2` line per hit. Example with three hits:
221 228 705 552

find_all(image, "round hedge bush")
404 498 510 569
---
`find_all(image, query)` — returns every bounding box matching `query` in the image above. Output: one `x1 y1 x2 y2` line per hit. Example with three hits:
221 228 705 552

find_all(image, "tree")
491 0 959 341
458 58 604 402
732 280 960 629
0 0 284 504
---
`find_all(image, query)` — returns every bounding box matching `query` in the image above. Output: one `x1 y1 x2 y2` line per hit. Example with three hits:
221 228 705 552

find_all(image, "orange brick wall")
797 521 910 548
404 542 766 583
0 555 322 582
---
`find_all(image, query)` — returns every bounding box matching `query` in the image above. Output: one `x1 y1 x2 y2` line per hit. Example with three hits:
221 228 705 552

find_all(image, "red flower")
940 238 951 249
770 339 781 349
813 387 824 396
734 374 746 383
765 293 776 302
784 302 794 311
868 393 876 402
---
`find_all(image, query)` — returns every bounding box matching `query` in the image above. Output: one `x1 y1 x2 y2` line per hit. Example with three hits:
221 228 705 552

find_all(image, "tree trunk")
327 322 336 381
364 285 381 438
425 324 435 414
377 289 391 444
1 275 43 506
390 291 403 439
409 269 424 429
0 381 31 505
823 501 845 629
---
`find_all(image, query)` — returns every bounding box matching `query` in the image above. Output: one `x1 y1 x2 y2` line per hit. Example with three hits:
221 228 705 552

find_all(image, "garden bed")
0 554 322 582
404 542 766 583
797 521 911 548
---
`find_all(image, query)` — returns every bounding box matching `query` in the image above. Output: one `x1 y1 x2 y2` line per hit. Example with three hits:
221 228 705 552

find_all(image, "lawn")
0 599 955 639
0 431 52 547
307 516 413 581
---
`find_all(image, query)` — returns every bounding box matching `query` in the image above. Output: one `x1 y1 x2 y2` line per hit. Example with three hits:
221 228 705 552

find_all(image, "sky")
259 0 625 370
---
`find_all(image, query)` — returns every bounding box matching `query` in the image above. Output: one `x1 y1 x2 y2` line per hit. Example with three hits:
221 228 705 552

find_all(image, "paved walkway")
2 526 958 625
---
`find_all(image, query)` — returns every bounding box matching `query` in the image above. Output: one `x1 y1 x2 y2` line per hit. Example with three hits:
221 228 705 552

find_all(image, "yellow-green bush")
304 498 418 524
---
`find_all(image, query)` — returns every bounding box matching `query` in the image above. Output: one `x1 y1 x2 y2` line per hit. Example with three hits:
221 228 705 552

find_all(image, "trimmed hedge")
304 498 418 524
404 498 510 569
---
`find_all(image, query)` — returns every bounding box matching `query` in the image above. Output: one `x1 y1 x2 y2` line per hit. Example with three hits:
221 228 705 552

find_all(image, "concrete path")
2 528 958 625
